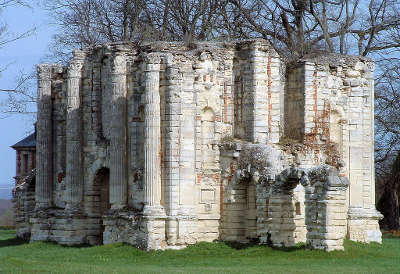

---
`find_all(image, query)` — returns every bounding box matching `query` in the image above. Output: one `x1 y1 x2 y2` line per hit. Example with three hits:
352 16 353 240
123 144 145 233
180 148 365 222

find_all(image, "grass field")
0 229 399 273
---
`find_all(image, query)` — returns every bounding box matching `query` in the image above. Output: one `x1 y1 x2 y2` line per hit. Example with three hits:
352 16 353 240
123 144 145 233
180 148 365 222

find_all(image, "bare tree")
146 0 228 41
0 1 35 62
43 0 230 62
377 148 400 230
226 0 400 58
0 0 35 49
223 1 400 225
0 1 37 118
0 70 36 118
8 0 400 227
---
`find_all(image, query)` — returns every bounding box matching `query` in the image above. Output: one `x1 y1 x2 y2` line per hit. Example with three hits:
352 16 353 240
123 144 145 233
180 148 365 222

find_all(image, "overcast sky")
0 4 55 190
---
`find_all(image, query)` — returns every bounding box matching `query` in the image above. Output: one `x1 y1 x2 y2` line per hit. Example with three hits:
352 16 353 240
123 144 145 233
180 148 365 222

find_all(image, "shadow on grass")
223 240 259 250
382 230 400 239
0 237 28 248
269 242 307 252
223 239 306 252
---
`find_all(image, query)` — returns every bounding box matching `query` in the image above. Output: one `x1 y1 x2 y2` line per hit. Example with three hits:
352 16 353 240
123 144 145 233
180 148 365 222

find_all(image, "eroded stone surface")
12 40 382 251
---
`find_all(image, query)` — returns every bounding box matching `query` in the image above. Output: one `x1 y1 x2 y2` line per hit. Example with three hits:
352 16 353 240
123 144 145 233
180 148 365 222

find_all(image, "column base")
140 215 167 250
64 203 83 215
347 206 383 243
30 208 89 245
110 204 127 211
166 217 178 245
101 209 167 250
170 208 198 246
34 202 52 211
143 205 166 217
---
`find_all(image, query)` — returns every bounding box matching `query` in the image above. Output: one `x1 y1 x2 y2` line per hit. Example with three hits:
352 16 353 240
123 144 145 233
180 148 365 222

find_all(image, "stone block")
15 40 380 252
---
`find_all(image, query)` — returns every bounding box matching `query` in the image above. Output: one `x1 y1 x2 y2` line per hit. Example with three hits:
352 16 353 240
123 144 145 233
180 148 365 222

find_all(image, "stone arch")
220 172 257 243
93 167 110 216
267 165 349 251
305 165 349 251
86 166 110 245
245 182 257 240
269 167 306 247
201 107 216 170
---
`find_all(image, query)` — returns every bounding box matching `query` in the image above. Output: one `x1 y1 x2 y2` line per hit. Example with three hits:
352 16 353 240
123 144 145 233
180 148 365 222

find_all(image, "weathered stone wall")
284 55 382 243
13 170 36 239
305 166 349 251
16 39 382 250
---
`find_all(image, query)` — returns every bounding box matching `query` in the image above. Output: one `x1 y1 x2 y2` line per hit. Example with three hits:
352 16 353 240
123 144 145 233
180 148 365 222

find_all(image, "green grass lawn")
0 229 399 274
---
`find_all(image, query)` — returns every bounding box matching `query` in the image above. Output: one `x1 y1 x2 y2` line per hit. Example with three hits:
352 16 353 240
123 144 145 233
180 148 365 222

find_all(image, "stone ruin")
12 39 383 251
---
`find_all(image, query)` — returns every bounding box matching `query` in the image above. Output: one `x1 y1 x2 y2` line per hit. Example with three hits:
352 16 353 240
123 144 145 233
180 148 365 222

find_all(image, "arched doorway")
92 167 110 244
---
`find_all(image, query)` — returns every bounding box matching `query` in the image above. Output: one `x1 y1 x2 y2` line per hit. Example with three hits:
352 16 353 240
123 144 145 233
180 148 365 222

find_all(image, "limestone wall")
22 39 382 250
13 170 36 239
284 56 382 242
29 40 286 247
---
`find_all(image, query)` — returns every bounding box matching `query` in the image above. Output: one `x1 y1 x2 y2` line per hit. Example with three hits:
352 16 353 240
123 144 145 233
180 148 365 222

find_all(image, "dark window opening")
23 154 29 174
295 202 301 215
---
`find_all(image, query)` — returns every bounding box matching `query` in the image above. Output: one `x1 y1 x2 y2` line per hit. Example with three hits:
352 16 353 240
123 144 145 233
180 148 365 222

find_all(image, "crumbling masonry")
13 40 382 251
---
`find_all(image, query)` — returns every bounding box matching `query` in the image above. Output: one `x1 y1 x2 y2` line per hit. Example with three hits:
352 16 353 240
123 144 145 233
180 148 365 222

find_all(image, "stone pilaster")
36 64 54 209
143 53 164 215
109 53 128 209
347 61 383 243
65 50 85 211
164 55 182 244
177 70 197 245
249 40 268 143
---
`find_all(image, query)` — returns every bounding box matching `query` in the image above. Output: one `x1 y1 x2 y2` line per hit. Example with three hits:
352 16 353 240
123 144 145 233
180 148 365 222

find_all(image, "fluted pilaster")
36 64 54 209
65 50 85 211
109 54 128 209
143 54 164 215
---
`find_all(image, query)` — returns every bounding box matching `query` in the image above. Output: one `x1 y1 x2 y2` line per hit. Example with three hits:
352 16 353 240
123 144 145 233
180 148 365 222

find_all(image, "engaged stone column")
143 54 164 215
65 50 85 211
36 64 54 209
249 40 268 143
109 53 128 209
164 56 182 244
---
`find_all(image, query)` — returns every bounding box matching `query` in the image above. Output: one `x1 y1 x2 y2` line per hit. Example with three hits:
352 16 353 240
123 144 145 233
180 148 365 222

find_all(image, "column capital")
143 53 161 72
37 64 52 80
111 54 127 75
67 60 84 79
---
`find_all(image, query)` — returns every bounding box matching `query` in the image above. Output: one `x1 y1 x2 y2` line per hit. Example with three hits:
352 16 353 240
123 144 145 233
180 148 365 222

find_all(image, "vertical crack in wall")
267 55 272 134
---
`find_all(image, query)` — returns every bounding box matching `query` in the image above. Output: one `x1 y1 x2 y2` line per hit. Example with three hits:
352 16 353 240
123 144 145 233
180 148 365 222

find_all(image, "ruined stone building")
13 39 383 251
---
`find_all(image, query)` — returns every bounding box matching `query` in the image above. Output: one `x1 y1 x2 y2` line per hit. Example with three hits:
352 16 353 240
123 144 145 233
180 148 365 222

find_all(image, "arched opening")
92 167 110 244
269 168 306 247
94 167 110 216
245 183 257 241
295 202 301 215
